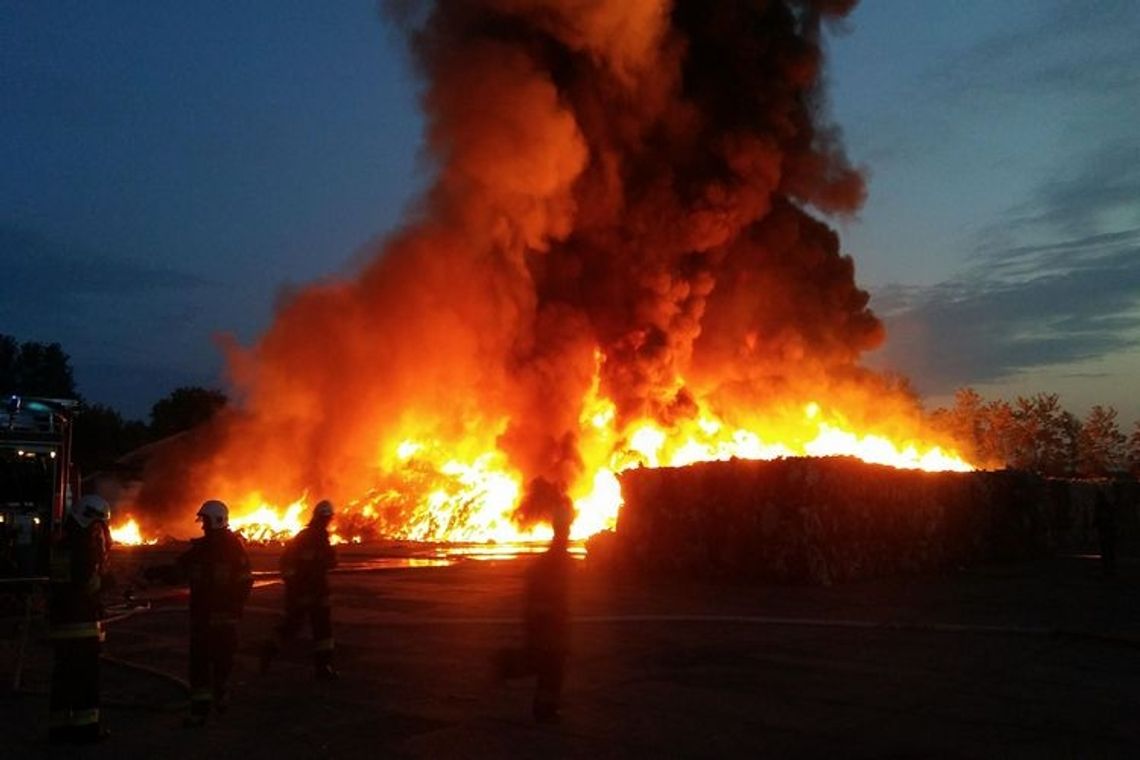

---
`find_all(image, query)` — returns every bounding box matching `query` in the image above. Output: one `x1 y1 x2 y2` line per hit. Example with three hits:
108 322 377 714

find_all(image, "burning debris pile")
610 458 1138 583
116 0 974 544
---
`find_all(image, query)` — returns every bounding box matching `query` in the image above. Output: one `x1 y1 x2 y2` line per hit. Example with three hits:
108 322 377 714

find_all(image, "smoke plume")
135 0 908 534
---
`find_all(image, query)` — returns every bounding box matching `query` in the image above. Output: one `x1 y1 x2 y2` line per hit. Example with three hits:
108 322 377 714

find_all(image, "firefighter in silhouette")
178 500 253 726
260 500 338 679
48 494 112 744
495 479 573 723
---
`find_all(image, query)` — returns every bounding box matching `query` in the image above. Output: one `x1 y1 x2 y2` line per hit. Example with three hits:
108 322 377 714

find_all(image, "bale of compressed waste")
611 457 1125 584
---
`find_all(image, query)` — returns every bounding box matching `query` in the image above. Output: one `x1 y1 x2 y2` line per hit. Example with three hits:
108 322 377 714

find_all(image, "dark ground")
3 550 1139 758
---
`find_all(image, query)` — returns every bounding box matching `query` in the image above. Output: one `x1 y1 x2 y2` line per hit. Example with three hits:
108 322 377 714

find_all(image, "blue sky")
2 0 1137 423
828 0 1139 423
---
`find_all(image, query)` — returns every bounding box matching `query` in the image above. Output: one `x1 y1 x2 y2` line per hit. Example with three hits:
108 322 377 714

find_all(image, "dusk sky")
3 0 1138 423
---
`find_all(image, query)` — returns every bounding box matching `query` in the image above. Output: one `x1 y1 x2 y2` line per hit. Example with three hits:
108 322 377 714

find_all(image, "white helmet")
197 500 229 530
71 494 111 528
313 500 335 520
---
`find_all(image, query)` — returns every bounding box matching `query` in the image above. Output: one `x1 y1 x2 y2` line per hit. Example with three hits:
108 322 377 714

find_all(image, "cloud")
845 1 1139 168
1000 141 1140 240
873 235 1140 390
0 226 208 297
926 0 1139 100
0 224 213 339
870 138 1140 394
0 225 226 411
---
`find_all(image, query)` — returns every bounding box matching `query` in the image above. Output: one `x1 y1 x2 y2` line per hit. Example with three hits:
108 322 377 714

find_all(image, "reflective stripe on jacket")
49 620 106 641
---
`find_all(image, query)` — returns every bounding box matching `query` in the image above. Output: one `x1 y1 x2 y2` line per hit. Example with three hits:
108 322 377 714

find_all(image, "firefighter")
259 500 338 679
48 493 112 744
495 479 573 723
177 500 253 726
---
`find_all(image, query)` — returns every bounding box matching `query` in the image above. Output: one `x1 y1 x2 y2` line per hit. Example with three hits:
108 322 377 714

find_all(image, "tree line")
2 334 227 474
931 388 1139 478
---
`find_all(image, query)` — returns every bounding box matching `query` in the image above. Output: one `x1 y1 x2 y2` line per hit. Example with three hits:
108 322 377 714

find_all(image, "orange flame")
227 494 308 543
110 518 157 546
166 379 971 547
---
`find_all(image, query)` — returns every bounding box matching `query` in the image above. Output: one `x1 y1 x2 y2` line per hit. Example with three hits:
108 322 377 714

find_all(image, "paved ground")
3 551 1140 758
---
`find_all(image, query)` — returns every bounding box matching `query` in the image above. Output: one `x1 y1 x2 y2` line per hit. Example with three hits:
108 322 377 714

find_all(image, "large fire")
113 1 975 548
111 388 970 546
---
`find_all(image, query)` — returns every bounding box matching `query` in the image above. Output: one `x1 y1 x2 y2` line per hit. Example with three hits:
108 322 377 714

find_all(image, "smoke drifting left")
132 1 933 536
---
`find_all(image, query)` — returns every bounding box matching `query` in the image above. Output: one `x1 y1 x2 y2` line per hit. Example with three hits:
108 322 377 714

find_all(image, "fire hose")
8 621 189 711
2 576 45 692
3 577 188 698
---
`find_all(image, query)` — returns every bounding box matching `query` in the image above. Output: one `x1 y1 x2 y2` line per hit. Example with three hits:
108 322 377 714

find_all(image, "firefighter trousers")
189 617 238 716
271 601 334 667
495 646 566 721
50 636 102 739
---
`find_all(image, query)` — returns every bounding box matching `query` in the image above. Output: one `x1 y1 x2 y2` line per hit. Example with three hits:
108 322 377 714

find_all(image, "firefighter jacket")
177 529 253 621
49 518 111 641
280 527 337 605
524 547 572 655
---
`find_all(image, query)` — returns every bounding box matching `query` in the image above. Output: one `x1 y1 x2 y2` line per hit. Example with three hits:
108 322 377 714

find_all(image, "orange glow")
127 379 971 548
110 518 157 546
229 494 308 543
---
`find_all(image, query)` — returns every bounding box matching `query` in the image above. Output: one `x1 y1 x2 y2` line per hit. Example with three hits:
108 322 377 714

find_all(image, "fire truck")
1 395 79 579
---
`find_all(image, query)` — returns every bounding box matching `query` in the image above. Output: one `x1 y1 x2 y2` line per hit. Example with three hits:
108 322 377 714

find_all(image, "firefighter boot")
72 724 111 744
184 690 211 728
258 641 278 675
314 643 338 680
48 726 74 745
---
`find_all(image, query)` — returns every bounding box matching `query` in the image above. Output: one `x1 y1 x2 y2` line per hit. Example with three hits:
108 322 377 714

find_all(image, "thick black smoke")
136 1 894 534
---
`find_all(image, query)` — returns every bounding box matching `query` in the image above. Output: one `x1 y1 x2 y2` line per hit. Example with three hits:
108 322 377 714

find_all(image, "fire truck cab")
1 395 78 579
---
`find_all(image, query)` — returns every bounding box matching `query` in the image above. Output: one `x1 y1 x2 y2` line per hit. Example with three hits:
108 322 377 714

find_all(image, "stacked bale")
1047 477 1140 552
610 457 1126 584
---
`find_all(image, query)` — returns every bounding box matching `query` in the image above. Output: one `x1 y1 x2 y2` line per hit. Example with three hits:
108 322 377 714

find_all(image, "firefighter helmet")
70 494 111 528
313 500 335 519
197 500 229 530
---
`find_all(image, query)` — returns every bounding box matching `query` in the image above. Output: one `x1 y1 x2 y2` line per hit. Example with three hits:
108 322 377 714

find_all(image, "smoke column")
137 0 909 533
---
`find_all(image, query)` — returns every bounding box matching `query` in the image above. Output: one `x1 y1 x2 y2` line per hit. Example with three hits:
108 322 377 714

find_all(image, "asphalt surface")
3 552 1140 758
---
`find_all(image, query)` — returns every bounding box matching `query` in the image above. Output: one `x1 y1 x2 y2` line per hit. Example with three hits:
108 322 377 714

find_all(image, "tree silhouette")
1009 394 1069 475
150 387 228 439
0 334 78 398
1058 410 1081 478
72 403 150 474
931 387 985 460
1077 405 1127 476
1128 421 1140 477
933 389 1137 478
978 399 1018 469
931 388 1021 468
